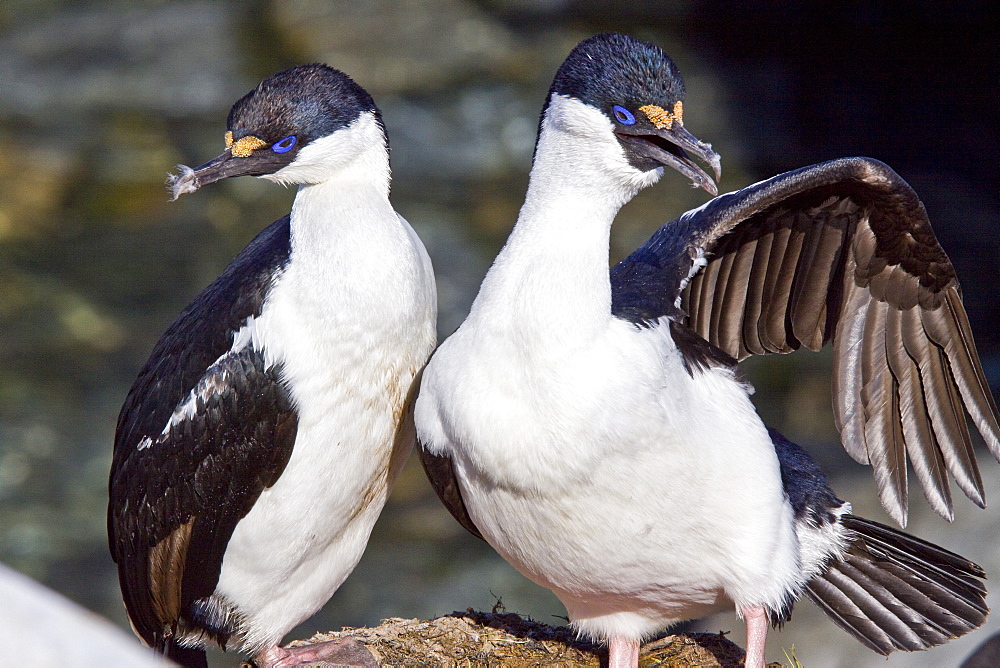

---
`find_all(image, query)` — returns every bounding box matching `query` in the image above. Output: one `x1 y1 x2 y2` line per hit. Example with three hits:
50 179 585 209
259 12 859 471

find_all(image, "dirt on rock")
286 609 751 667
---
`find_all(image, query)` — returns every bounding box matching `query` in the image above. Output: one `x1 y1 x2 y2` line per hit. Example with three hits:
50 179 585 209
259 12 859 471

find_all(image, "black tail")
804 514 988 655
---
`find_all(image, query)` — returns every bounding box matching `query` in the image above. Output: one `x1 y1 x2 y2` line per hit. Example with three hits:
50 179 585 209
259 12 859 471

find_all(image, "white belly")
422 320 802 642
215 243 434 651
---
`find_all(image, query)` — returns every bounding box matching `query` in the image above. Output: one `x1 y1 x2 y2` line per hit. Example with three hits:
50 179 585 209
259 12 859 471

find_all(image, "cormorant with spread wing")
415 33 997 668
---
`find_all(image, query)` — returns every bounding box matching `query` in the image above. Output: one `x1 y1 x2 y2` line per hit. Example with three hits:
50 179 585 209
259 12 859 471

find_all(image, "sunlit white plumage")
416 33 994 668
110 64 435 668
418 89 802 656
212 123 435 652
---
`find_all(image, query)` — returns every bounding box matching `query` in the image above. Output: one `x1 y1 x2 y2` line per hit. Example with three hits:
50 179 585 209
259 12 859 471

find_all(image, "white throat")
531 94 663 205
465 95 661 340
263 112 390 192
267 114 426 331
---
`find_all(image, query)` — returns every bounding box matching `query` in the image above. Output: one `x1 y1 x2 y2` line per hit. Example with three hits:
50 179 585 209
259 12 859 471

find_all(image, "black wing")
418 444 483 541
611 157 1000 526
108 216 298 651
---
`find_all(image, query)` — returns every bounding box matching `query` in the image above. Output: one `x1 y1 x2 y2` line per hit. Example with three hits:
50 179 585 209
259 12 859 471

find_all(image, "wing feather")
790 199 851 350
693 247 720 338
860 301 909 525
760 216 798 352
885 307 952 520
832 281 870 464
709 243 738 350
610 157 999 525
719 231 757 358
904 312 984 506
928 292 1000 455
741 221 774 355
109 217 297 651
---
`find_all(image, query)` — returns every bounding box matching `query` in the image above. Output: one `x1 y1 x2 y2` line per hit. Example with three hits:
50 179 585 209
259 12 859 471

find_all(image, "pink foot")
607 634 640 668
740 605 768 668
254 637 377 667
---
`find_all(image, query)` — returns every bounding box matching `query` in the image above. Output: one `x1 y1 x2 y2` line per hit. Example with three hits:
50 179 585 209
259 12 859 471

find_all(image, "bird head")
540 33 720 196
168 63 386 199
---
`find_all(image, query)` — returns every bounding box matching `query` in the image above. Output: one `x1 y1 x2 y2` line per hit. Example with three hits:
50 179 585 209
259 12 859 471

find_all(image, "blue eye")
612 105 635 125
272 135 297 153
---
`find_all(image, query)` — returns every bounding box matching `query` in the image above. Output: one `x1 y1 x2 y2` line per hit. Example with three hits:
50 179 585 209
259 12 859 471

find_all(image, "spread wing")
108 217 298 649
611 157 1000 526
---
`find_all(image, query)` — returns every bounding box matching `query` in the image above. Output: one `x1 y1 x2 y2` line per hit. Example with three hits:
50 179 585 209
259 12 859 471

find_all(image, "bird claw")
254 637 378 668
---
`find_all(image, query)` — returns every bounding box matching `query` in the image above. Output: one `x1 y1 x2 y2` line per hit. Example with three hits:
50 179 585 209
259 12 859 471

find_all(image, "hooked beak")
166 133 293 201
617 124 721 196
166 152 255 201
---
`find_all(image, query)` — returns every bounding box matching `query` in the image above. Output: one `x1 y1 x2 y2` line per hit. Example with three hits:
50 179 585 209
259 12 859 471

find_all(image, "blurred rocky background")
0 1 997 666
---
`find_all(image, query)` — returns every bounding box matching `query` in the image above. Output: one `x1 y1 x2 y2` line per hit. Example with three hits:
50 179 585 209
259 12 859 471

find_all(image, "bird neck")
467 121 638 344
281 169 433 346
285 151 402 279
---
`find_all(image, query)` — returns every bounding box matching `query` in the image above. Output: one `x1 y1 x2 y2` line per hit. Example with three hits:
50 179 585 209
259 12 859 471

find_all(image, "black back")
108 217 298 655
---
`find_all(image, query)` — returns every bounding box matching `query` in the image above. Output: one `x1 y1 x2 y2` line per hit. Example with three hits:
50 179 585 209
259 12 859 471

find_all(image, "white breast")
418 317 802 642
214 176 436 652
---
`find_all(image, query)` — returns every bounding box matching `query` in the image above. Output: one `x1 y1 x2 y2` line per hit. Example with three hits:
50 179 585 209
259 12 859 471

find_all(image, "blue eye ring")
272 135 297 153
612 105 635 125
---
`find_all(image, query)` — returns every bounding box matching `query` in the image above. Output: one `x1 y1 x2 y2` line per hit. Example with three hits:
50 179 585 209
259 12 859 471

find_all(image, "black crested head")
549 33 685 116
228 63 381 150
167 64 385 199
540 33 720 194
